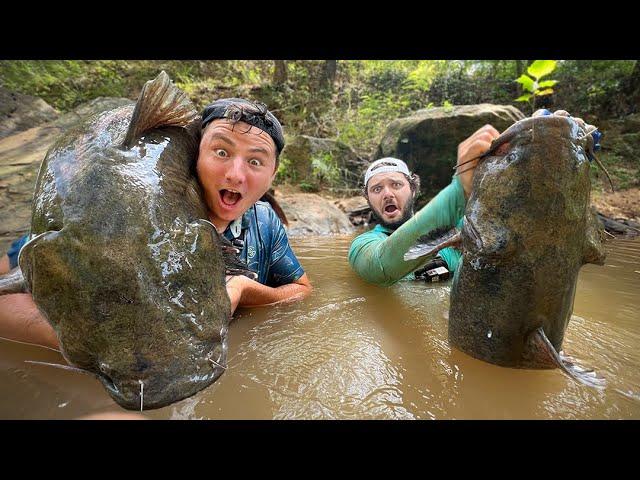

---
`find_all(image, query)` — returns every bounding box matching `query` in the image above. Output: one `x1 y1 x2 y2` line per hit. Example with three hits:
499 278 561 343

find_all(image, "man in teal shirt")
348 124 500 286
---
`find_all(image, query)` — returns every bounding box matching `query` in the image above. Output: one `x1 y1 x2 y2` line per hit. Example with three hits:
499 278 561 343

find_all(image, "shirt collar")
224 205 254 239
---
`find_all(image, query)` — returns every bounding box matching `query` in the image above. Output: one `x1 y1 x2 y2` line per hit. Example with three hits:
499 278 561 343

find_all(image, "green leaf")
515 74 535 92
537 80 558 88
534 88 554 96
527 60 557 80
515 93 532 102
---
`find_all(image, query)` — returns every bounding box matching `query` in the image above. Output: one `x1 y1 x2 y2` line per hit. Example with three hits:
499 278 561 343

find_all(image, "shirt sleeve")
266 209 305 287
348 176 466 286
7 234 30 270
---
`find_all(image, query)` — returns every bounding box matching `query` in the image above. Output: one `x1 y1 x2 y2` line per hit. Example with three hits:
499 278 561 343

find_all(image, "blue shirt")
7 234 28 270
223 201 304 287
5 201 304 287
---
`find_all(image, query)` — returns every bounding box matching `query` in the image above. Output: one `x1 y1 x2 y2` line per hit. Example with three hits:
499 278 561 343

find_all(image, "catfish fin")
583 209 606 265
123 71 198 148
524 327 606 389
404 227 461 262
219 235 258 280
0 267 27 295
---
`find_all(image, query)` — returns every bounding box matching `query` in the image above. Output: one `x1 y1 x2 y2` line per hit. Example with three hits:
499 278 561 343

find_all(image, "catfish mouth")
97 364 226 411
219 188 243 207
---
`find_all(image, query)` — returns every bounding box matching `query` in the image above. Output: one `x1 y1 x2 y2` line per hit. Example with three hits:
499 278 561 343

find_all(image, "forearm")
239 280 311 307
0 293 60 350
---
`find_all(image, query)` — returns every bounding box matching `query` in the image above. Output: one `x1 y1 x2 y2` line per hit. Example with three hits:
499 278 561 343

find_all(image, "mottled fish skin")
448 115 606 369
17 72 232 410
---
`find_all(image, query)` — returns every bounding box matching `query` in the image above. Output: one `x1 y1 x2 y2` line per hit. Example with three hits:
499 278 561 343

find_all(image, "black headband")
201 98 285 154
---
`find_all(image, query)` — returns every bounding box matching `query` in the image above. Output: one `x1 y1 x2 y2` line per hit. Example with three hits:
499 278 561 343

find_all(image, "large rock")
376 104 525 196
0 97 133 253
279 135 367 190
0 87 59 139
275 192 354 236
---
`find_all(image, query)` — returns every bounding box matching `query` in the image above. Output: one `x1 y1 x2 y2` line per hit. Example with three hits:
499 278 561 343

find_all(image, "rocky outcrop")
376 104 525 195
275 192 354 236
0 97 133 253
334 196 372 227
0 87 59 139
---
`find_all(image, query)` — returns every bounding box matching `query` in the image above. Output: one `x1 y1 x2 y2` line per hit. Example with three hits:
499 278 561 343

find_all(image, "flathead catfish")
0 72 243 410
407 115 607 387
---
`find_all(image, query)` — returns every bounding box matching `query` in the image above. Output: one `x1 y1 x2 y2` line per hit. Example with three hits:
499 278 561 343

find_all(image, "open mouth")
384 204 399 214
219 189 243 207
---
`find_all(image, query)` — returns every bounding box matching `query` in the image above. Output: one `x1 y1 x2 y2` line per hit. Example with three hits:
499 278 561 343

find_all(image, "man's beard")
368 195 415 231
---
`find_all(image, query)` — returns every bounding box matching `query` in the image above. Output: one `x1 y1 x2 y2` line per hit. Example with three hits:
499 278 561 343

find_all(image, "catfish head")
5 72 233 410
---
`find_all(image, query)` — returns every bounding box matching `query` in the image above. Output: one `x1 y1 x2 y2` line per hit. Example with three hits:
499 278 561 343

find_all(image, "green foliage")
0 60 129 111
299 182 319 193
1 59 637 193
311 152 340 186
515 60 559 113
336 91 413 155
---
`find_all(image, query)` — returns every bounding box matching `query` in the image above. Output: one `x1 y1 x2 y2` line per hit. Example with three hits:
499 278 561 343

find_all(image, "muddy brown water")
1 235 639 419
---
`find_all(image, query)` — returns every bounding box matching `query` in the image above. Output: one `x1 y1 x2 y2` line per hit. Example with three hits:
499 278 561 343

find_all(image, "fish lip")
99 363 226 411
96 372 120 396
463 215 483 250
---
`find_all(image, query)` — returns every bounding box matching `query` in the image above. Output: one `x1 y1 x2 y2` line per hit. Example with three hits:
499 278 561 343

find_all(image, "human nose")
381 186 395 199
225 157 246 186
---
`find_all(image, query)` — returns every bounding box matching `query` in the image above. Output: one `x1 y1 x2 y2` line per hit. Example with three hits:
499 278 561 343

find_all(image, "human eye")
248 158 263 167
393 181 404 189
372 186 382 194
214 149 228 157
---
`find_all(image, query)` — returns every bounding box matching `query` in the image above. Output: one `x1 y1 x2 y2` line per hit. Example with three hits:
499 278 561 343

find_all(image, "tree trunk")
618 60 640 115
623 60 640 94
322 60 337 88
273 60 287 86
515 60 524 77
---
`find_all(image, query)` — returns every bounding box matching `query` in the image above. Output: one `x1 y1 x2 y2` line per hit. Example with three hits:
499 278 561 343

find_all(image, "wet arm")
0 255 10 275
227 273 312 315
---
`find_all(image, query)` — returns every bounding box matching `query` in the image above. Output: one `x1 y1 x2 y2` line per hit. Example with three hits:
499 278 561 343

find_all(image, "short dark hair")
201 98 284 164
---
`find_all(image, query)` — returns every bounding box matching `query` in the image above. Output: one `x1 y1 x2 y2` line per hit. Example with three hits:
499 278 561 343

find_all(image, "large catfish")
0 72 248 410
406 114 608 387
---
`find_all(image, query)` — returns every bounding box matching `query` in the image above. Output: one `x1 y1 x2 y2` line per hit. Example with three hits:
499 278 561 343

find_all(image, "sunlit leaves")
527 60 557 80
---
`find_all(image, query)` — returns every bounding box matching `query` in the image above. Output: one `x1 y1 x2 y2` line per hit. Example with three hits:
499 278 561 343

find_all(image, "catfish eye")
507 153 517 162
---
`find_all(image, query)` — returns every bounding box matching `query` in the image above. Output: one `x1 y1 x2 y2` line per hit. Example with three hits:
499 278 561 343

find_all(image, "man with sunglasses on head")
0 98 312 350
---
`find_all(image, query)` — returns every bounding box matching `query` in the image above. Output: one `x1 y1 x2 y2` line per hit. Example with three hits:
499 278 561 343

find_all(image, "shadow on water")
1 235 639 419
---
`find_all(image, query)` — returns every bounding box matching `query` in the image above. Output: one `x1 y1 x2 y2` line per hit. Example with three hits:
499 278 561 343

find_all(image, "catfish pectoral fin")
524 327 606 389
404 228 461 261
219 236 257 280
0 268 27 295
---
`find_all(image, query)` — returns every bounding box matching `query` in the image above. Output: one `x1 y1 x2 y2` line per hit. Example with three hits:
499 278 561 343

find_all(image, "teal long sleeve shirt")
348 176 466 286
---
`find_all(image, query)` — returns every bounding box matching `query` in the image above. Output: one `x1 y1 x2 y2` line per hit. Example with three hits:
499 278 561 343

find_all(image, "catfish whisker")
25 360 97 377
139 380 144 412
208 357 227 370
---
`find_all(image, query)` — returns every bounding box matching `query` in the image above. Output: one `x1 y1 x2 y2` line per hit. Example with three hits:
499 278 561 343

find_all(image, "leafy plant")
515 60 559 113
